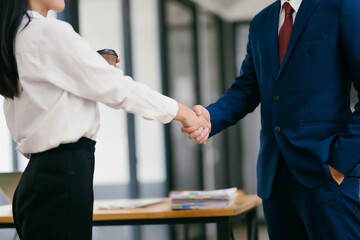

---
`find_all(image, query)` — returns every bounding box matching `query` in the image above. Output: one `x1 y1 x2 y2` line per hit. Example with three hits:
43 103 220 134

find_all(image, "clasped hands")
175 104 211 144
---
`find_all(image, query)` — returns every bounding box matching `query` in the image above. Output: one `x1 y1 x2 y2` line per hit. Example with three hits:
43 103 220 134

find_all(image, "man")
184 0 360 239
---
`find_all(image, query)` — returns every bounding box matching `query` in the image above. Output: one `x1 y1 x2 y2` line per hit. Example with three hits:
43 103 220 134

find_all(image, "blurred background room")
6 0 356 239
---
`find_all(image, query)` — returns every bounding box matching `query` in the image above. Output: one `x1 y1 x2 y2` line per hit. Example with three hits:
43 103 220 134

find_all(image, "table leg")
132 226 141 240
246 208 258 240
185 224 190 240
217 217 230 240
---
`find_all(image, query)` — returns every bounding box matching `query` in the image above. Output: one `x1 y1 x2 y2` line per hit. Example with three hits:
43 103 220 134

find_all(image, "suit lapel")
267 1 281 82
276 0 320 83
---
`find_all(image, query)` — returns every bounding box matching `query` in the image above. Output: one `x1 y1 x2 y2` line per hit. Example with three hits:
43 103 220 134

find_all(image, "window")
131 0 167 192
79 0 130 188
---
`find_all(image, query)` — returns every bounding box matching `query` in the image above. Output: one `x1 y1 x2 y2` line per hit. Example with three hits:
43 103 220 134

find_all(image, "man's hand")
181 105 211 144
327 164 345 185
174 103 210 144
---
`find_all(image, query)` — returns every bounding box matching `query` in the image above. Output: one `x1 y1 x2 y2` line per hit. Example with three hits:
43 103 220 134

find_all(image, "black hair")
0 0 31 99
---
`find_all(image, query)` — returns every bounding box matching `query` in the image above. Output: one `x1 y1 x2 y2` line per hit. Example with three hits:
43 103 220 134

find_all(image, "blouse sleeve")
35 19 178 124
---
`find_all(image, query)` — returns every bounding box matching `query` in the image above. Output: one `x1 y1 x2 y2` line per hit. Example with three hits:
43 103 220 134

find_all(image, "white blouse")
3 11 178 156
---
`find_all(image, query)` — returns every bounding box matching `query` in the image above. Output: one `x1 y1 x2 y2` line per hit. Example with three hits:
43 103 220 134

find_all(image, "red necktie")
278 2 294 66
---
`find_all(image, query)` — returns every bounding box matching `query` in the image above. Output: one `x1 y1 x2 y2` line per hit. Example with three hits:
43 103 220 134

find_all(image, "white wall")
192 0 271 21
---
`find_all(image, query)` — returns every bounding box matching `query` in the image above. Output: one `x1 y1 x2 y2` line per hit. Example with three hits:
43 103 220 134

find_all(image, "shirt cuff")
157 97 178 124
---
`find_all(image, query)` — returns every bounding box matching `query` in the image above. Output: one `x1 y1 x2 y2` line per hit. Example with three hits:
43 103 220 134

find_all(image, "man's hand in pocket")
327 164 345 185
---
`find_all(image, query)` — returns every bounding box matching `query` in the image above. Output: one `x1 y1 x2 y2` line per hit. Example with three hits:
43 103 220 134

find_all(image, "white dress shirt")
279 0 303 33
3 11 178 156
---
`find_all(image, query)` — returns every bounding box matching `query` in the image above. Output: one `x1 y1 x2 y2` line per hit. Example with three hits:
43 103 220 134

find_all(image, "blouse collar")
26 10 46 20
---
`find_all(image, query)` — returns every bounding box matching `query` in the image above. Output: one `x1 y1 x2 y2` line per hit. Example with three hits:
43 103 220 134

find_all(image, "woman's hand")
174 103 211 144
181 105 211 144
115 58 120 69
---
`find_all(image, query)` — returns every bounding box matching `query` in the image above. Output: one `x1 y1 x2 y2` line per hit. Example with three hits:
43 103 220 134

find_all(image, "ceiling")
191 0 272 21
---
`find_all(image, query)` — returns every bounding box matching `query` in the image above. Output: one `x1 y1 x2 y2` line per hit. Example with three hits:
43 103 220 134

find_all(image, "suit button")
275 126 281 133
273 95 280 102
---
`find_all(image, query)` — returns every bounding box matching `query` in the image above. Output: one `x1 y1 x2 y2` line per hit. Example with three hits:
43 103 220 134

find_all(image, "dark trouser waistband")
58 137 96 151
32 137 96 158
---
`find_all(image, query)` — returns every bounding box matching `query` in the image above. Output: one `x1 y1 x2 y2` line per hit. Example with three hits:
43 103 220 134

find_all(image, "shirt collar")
26 10 46 20
18 10 44 34
280 0 302 13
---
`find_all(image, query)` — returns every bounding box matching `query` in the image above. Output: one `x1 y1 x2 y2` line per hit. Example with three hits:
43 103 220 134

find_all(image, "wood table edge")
0 194 262 224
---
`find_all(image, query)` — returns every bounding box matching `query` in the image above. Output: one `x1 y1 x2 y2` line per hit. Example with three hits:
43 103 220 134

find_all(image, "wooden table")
0 191 261 240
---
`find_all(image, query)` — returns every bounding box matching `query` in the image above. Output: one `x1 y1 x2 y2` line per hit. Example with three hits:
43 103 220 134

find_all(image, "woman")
0 0 210 239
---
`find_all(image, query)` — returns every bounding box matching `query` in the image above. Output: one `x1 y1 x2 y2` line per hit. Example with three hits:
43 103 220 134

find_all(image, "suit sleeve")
206 26 260 137
328 0 360 175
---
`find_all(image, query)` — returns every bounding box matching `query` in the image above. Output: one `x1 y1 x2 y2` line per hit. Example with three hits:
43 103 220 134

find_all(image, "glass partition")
165 0 201 191
79 0 129 191
131 0 168 239
131 0 166 194
78 0 131 238
163 1 205 239
198 12 222 191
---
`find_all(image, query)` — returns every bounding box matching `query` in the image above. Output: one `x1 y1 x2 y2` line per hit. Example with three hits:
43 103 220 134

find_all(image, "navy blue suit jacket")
207 0 360 199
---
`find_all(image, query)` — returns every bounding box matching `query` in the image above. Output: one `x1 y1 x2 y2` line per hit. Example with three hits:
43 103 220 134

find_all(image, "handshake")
174 103 211 144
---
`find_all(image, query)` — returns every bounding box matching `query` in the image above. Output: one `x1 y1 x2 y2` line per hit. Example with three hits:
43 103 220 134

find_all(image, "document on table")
96 198 167 210
170 187 238 210
170 187 238 200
